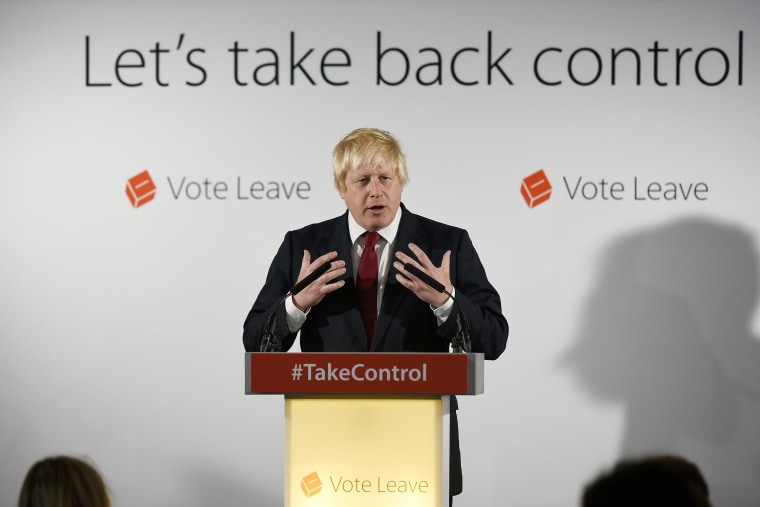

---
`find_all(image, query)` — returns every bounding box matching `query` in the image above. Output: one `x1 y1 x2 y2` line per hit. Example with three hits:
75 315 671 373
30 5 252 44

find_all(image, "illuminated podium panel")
246 352 484 507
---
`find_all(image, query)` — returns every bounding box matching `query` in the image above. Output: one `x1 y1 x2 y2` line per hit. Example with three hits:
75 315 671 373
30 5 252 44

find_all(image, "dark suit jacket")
243 203 509 495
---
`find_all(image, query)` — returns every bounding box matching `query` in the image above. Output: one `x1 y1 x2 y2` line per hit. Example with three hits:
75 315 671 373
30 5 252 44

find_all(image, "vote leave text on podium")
245 352 484 507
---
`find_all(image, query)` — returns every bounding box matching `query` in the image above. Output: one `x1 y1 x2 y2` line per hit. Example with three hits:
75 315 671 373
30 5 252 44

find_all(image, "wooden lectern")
246 352 484 507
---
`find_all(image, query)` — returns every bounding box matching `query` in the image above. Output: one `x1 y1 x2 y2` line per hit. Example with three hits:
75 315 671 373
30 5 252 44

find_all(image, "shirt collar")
347 206 402 246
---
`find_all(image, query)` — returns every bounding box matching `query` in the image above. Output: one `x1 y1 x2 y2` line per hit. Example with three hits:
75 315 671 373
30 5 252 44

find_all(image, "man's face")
339 164 404 232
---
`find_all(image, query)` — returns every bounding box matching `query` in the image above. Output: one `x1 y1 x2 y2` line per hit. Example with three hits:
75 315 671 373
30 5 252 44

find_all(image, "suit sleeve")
441 230 509 360
242 232 300 352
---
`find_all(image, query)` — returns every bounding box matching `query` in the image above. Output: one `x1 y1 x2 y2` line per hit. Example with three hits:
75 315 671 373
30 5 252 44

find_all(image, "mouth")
367 205 386 215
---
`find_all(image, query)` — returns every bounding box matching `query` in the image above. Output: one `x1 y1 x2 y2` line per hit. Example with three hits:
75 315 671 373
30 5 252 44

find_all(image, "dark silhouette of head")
581 454 712 507
18 455 110 507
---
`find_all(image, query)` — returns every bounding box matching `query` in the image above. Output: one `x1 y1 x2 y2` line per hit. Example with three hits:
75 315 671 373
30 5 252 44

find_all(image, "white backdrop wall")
1 1 759 506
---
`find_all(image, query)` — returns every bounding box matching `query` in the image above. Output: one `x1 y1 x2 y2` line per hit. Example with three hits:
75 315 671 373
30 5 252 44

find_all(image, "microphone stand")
449 306 472 354
260 294 288 352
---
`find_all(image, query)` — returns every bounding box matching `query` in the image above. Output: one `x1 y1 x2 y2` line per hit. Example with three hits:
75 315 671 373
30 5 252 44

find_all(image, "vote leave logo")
125 169 313 207
520 168 710 207
521 169 553 208
301 471 323 497
126 170 157 208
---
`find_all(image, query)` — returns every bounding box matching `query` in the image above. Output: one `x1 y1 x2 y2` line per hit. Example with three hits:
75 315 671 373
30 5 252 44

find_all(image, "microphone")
403 263 471 353
404 263 446 293
260 261 332 352
289 261 331 296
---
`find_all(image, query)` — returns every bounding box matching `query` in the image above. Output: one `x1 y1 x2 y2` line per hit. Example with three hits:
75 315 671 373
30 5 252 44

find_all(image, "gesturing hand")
292 250 346 312
393 243 452 308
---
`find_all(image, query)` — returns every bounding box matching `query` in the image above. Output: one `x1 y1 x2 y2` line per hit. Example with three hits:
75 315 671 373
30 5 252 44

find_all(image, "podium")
246 352 484 507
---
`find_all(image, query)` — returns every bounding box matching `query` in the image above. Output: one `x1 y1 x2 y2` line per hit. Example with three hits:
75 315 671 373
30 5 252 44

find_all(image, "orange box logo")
301 471 322 498
521 169 552 208
126 170 156 208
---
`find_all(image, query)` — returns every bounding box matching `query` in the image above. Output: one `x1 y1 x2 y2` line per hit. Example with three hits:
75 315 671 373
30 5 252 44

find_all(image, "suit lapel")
320 211 372 351
371 205 429 350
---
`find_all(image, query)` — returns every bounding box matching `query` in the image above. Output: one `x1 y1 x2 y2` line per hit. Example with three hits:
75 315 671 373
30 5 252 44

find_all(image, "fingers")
393 244 451 274
303 251 347 281
392 244 452 307
293 250 347 311
299 249 312 275
408 243 432 267
306 250 337 271
440 250 451 271
394 243 426 270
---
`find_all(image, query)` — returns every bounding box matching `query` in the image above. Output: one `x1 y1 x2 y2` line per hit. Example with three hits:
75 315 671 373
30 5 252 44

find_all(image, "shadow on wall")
564 216 760 507
182 464 281 507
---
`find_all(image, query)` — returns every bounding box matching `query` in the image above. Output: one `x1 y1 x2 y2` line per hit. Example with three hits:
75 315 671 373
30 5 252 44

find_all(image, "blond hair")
332 128 409 192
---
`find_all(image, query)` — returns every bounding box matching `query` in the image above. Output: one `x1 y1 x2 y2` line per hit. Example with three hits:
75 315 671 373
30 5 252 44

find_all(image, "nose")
368 178 382 196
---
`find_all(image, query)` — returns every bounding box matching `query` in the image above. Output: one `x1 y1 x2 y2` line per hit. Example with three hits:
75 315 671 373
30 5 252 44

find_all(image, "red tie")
357 231 380 343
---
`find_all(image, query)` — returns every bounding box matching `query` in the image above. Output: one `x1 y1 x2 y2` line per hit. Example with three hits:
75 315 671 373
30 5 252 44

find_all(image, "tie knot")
364 231 380 248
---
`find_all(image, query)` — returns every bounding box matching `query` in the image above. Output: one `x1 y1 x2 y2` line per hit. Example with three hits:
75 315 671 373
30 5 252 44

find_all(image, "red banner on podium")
246 352 483 395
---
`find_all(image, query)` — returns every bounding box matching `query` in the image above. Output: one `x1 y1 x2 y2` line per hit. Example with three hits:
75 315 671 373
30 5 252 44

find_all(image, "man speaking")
243 127 509 504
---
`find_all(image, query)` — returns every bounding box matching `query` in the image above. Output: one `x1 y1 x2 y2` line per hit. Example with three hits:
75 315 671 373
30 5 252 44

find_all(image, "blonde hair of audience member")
18 456 110 507
332 127 409 193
